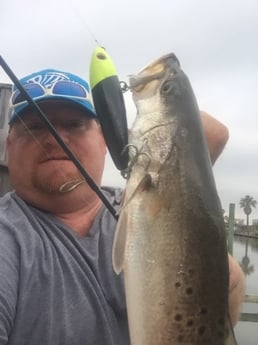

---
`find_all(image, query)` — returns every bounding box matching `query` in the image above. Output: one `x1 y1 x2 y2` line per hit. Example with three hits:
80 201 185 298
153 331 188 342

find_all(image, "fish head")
128 53 219 214
128 52 209 166
129 53 200 129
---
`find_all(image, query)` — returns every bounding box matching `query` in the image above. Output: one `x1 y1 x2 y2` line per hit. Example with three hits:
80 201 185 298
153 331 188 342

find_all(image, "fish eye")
161 80 173 94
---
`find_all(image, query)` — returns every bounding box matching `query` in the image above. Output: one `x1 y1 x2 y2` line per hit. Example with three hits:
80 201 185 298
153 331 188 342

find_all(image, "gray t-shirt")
0 187 130 345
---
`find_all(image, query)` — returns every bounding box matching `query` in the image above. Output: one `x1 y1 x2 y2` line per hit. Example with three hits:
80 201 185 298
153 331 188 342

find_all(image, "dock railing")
240 295 258 322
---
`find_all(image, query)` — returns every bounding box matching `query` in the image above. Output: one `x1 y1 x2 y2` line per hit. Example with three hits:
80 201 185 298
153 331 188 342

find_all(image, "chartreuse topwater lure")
89 46 128 171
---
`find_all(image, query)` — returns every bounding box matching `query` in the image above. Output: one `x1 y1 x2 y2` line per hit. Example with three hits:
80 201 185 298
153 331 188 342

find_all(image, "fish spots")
185 287 193 295
173 307 222 342
194 307 207 338
172 305 227 342
198 325 206 336
175 284 194 297
177 335 184 343
174 269 195 293
173 314 184 343
175 281 181 288
174 313 182 322
186 319 194 327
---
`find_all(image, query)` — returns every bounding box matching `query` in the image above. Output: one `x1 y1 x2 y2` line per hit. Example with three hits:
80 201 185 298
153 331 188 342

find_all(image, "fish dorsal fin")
112 173 152 274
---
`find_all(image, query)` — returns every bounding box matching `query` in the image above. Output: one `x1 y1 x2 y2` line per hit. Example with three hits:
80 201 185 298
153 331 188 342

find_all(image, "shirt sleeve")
0 227 19 345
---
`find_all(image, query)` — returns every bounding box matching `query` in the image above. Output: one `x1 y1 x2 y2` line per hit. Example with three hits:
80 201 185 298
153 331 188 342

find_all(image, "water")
232 235 258 345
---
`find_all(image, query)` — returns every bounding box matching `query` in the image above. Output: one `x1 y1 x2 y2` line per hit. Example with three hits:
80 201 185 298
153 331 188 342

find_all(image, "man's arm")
228 254 245 326
201 111 245 326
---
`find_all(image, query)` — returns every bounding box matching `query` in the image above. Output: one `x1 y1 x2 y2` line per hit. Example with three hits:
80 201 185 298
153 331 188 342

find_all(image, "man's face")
7 101 107 196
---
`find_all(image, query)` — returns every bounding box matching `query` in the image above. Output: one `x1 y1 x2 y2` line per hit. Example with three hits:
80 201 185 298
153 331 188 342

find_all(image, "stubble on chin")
31 167 82 194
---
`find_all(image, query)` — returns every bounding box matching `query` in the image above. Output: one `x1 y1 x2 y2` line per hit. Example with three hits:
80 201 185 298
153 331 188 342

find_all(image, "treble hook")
121 142 152 179
120 80 130 93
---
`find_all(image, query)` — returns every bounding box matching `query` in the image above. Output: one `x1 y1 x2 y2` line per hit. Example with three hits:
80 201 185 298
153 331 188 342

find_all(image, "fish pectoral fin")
225 316 238 345
135 173 152 191
121 173 152 210
112 174 152 275
112 207 128 274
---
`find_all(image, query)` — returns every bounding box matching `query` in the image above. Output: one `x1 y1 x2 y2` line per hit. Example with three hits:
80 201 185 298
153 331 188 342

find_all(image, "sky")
1 0 258 221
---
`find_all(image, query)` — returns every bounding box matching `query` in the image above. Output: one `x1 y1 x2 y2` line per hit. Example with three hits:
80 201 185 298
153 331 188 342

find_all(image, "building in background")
0 83 13 195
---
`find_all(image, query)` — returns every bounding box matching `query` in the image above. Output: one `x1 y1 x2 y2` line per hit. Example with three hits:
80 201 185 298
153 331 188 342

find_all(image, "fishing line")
64 0 102 46
0 55 118 220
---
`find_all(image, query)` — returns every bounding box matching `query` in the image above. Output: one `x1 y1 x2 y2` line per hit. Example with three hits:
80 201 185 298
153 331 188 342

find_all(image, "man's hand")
201 111 229 165
228 254 245 326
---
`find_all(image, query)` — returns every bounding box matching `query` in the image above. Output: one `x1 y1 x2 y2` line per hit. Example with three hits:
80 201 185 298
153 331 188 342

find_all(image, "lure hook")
120 80 130 93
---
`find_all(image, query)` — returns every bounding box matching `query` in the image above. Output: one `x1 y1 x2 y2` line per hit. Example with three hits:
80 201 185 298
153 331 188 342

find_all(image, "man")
0 69 244 345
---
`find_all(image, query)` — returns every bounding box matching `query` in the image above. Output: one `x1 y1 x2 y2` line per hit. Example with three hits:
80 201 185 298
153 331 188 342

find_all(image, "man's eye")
66 120 90 130
69 121 82 128
26 123 45 131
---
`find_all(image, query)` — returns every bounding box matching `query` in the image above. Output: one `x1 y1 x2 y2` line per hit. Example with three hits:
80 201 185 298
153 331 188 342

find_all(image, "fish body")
113 53 237 345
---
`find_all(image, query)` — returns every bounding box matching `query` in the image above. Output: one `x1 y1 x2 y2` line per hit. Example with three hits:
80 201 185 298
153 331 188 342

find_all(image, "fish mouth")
129 53 180 91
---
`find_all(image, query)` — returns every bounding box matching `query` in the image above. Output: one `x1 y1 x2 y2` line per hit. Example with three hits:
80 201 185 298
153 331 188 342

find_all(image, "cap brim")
9 97 97 124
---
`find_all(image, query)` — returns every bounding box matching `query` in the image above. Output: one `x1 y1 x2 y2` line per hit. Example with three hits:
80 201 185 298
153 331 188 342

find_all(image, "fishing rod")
0 55 118 221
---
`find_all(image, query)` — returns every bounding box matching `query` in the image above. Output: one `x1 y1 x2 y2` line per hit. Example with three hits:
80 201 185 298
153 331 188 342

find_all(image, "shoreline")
234 233 258 240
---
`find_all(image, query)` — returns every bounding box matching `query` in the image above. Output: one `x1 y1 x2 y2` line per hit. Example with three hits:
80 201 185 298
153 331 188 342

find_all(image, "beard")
31 160 83 195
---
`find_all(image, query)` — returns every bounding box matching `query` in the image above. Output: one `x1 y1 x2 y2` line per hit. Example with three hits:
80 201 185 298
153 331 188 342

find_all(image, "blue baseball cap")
9 68 97 123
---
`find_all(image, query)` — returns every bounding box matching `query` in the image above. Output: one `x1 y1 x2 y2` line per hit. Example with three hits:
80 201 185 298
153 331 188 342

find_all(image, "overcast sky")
1 0 258 220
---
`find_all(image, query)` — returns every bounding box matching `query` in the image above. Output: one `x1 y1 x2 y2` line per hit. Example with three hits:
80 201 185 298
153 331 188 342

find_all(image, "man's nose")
41 125 70 145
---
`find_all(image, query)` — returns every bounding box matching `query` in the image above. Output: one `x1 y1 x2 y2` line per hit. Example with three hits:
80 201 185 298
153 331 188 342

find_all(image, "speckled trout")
112 53 237 345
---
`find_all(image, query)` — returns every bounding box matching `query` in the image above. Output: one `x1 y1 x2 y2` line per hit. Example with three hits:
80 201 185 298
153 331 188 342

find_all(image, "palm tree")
240 238 255 276
239 195 257 235
240 255 255 276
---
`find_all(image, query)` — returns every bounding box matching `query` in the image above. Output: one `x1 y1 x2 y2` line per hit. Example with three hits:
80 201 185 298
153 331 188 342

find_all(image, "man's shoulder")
0 192 42 245
0 191 18 216
101 186 124 207
0 191 13 204
0 191 31 218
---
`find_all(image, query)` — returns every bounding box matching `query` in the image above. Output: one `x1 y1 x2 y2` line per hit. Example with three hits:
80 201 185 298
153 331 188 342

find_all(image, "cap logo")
27 72 71 89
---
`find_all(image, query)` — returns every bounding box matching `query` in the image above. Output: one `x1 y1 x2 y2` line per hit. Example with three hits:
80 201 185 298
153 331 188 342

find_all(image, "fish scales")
112 53 237 345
